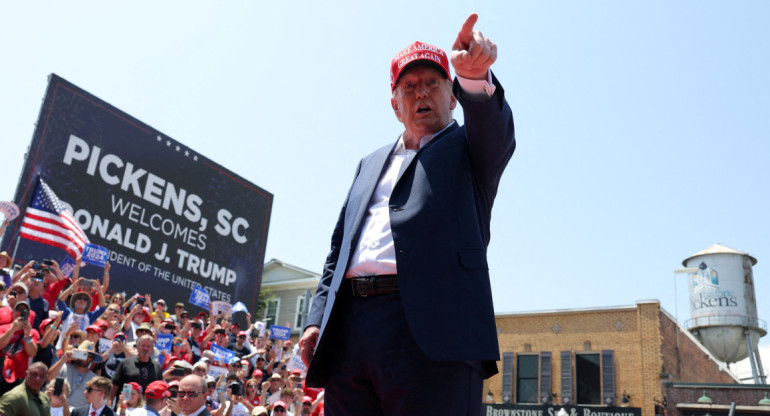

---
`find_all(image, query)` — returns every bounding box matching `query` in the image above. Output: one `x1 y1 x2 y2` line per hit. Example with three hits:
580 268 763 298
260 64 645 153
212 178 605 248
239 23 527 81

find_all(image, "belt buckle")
355 276 376 297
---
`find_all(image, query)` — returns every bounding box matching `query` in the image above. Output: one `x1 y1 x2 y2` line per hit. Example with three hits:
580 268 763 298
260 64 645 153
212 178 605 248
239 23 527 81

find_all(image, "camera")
137 296 146 306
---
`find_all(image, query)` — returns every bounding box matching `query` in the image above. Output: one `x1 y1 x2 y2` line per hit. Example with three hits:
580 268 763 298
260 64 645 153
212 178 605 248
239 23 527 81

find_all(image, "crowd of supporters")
0 251 324 416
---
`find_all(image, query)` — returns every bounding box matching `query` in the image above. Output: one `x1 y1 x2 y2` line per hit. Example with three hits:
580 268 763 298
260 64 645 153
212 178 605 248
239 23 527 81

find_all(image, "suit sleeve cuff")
456 70 496 101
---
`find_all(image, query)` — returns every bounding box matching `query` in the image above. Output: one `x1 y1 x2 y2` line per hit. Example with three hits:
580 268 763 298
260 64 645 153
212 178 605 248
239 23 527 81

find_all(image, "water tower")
681 244 767 383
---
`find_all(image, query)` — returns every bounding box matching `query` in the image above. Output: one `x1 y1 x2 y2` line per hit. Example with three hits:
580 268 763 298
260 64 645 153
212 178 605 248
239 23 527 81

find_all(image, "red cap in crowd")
390 41 451 91
39 319 55 332
145 381 170 399
252 369 263 378
86 325 102 336
126 382 142 393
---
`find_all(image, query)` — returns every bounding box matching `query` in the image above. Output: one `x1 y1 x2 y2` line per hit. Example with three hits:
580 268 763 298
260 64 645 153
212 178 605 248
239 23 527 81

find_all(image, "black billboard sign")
2 74 272 312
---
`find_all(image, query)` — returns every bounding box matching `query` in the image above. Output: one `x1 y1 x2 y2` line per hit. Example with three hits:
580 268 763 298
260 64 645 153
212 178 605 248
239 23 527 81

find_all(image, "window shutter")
502 352 513 403
539 351 552 403
560 351 572 404
601 350 615 405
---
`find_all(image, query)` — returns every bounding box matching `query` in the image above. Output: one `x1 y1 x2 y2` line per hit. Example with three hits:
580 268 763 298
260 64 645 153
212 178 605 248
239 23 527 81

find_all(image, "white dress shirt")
345 72 495 278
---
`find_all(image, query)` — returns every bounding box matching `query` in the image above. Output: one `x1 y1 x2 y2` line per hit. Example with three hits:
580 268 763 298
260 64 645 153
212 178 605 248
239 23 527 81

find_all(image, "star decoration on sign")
166 141 171 147
184 150 190 157
193 155 198 162
176 145 181 152
156 135 162 142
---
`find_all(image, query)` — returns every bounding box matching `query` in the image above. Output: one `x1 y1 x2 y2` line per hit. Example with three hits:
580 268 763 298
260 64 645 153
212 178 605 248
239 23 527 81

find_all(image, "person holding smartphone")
0 300 41 395
46 377 71 416
46 342 100 409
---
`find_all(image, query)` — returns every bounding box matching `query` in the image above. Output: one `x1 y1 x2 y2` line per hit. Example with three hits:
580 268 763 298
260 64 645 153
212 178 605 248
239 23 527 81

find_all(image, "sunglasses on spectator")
231 363 242 368
71 334 81 339
85 387 101 393
108 308 120 313
8 290 17 296
173 343 183 347
177 391 201 398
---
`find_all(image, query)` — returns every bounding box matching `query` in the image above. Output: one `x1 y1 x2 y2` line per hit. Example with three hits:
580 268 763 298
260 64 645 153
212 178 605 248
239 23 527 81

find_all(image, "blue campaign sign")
210 343 234 364
189 285 210 309
1 74 272 315
59 256 77 278
270 325 291 341
156 333 174 367
82 243 109 267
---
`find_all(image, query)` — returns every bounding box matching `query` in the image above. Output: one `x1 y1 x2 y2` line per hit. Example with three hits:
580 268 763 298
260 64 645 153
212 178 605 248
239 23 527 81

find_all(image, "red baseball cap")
127 382 142 393
145 380 170 399
86 325 102 336
252 369 263 378
273 400 287 410
390 41 451 91
39 318 55 331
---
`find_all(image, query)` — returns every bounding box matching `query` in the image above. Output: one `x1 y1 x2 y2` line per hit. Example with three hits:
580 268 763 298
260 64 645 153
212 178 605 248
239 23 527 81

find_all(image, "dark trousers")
322 283 483 416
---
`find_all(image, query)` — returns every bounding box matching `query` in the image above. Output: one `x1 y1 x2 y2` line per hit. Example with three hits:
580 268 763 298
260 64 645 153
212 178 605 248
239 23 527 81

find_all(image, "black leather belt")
348 275 399 297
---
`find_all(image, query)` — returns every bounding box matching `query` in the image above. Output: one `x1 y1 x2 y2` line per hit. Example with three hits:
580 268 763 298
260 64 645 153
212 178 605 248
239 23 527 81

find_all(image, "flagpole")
10 231 22 264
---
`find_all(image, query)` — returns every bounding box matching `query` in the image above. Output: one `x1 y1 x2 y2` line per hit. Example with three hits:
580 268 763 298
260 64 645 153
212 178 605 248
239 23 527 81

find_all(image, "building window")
294 294 311 330
264 299 280 328
516 354 539 403
575 353 601 404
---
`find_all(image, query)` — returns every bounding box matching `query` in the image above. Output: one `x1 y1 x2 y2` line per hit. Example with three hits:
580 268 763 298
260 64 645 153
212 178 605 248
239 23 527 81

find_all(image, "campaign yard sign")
1 74 272 313
210 343 234 364
82 243 109 267
189 285 211 309
269 325 291 341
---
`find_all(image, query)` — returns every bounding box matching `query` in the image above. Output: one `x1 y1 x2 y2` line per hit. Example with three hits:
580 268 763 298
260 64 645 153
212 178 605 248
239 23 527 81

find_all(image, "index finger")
455 13 479 48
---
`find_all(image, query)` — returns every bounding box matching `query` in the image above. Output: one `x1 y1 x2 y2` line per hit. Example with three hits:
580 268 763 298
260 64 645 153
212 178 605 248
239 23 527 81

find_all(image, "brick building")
484 300 760 416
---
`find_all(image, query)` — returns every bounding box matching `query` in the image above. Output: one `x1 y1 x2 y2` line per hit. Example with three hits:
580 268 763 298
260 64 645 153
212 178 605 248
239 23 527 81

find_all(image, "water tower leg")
744 330 760 384
753 341 766 384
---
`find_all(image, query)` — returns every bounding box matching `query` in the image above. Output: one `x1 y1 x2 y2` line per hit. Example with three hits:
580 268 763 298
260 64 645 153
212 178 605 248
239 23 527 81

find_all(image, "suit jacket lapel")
394 121 459 185
347 142 395 249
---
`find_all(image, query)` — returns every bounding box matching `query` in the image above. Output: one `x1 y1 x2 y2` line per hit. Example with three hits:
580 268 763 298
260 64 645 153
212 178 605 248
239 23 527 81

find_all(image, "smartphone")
170 389 179 398
42 259 54 266
72 349 89 361
53 378 65 396
19 308 29 321
229 383 242 396
32 263 43 271
81 279 94 288
122 384 132 402
137 296 146 306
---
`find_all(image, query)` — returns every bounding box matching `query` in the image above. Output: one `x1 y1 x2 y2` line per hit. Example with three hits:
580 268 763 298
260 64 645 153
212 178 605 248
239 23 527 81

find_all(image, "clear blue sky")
2 1 768 365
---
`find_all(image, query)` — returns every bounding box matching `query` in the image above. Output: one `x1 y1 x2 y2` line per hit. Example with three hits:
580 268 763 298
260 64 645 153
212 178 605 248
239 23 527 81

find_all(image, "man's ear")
391 97 402 122
449 94 457 111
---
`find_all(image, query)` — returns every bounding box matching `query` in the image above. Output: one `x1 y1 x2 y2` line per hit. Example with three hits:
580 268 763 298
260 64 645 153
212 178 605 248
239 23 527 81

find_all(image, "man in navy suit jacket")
70 376 115 416
299 13 515 416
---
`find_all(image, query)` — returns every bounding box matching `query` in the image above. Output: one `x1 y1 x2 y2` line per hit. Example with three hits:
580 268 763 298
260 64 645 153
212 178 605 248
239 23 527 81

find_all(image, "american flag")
19 178 89 260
